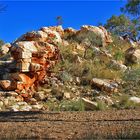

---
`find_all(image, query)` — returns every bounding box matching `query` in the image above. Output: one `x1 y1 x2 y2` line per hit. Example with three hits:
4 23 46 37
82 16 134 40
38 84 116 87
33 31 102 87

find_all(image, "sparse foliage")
0 40 4 46
121 0 140 16
105 14 139 39
56 16 63 26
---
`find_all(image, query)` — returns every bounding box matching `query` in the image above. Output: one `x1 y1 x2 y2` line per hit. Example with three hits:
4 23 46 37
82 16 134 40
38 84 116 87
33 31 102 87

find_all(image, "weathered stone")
11 41 38 56
11 73 36 91
20 105 32 111
82 98 97 110
64 92 71 99
0 43 11 55
18 51 32 59
76 25 112 47
15 95 24 102
5 92 18 97
40 27 62 43
3 98 9 106
10 104 19 112
30 63 43 72
0 101 4 108
16 62 30 72
17 102 28 106
32 104 43 110
16 31 48 42
0 80 17 91
91 78 118 93
110 60 127 72
46 25 64 36
129 96 140 103
17 58 31 63
125 48 140 64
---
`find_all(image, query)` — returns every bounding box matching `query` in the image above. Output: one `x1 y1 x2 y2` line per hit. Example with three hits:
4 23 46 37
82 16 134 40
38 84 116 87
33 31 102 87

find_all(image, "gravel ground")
0 109 140 139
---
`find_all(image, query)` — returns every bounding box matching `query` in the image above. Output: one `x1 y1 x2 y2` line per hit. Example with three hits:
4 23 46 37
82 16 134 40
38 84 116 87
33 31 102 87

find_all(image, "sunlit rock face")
74 25 113 47
62 25 113 48
0 26 61 96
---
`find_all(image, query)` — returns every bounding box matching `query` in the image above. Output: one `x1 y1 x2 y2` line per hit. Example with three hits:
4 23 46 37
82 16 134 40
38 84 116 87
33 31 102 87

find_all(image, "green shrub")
123 68 140 82
112 95 140 109
58 99 85 111
114 51 124 61
96 101 107 110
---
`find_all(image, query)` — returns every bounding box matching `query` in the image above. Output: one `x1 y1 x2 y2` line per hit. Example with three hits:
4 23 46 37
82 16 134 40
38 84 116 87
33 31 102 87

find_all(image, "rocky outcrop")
0 26 61 97
63 25 113 48
0 25 113 104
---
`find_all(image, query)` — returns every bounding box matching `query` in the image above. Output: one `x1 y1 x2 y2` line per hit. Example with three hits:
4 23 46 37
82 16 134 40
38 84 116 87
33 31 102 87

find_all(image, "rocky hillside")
0 25 140 111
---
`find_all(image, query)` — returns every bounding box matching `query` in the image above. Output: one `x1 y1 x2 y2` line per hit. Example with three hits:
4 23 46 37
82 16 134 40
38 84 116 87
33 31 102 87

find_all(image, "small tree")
121 0 140 40
56 16 63 26
105 14 139 40
121 0 140 16
0 40 4 46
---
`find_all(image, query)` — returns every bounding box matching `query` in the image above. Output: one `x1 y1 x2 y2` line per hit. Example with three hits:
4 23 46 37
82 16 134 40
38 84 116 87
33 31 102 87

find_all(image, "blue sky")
0 1 127 42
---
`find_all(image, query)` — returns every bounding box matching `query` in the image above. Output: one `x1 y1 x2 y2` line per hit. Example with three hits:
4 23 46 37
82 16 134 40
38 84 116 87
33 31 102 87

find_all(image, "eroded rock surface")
0 26 61 97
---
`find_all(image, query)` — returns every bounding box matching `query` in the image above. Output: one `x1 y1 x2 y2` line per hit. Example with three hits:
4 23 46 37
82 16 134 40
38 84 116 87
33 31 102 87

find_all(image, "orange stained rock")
0 80 17 91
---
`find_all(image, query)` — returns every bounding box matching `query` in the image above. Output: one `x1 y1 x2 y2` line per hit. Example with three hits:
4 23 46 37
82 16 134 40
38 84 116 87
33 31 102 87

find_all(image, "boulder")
16 61 31 72
129 97 140 103
0 80 17 91
109 60 127 72
32 104 43 110
82 98 97 110
125 47 140 64
0 43 11 55
75 25 112 47
16 31 48 42
91 78 118 93
40 27 62 43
